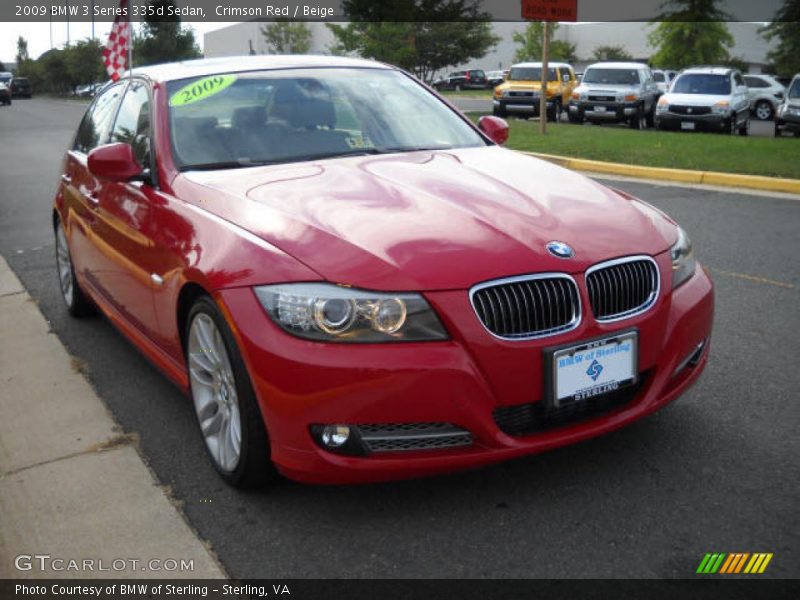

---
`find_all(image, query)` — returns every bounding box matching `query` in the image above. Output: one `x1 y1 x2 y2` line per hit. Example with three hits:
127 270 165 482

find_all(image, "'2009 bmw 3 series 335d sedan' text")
53 56 713 487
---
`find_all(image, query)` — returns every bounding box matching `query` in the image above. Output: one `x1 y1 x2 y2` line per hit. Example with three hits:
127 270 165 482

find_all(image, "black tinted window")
509 67 557 81
110 81 151 166
74 83 125 154
788 79 800 99
582 69 640 85
653 72 665 82
671 74 731 95
744 76 768 88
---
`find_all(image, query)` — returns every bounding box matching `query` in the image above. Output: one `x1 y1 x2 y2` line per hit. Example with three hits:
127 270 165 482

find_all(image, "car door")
63 81 126 294
89 78 163 340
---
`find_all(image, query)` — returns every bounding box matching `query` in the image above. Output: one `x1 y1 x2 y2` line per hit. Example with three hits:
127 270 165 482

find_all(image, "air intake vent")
356 423 472 453
470 275 581 340
586 257 659 321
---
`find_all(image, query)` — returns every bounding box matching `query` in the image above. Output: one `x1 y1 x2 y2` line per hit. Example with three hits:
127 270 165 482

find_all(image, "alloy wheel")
755 101 773 121
55 225 74 306
188 313 243 473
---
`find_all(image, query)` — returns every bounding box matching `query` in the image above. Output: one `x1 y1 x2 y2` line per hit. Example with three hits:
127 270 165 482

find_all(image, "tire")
186 295 276 488
493 104 507 118
55 218 96 317
645 107 655 128
567 111 583 124
739 118 749 136
547 101 562 123
754 100 773 121
774 122 781 137
723 117 736 135
629 107 646 130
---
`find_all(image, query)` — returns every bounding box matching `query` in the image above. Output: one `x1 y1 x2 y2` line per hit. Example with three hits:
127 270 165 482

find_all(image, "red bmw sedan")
53 56 713 487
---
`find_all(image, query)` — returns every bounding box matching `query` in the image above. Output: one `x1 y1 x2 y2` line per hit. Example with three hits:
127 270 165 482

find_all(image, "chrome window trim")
585 255 660 323
469 273 582 341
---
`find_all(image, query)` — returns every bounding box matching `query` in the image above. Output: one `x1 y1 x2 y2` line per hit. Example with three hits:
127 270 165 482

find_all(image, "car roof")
129 55 394 83
586 62 649 70
680 66 733 76
511 62 572 69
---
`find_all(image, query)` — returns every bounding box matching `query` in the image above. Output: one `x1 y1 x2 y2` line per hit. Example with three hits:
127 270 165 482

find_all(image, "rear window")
508 67 557 81
671 74 731 95
582 69 640 85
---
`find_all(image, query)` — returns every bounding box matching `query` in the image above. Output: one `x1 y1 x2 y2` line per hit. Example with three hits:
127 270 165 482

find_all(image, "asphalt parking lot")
1 98 798 579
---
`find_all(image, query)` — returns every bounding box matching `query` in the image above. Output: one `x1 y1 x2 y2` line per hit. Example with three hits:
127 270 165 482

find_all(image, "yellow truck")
493 62 578 121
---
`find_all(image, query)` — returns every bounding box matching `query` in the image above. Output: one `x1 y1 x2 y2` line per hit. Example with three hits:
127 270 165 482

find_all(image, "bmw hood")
179 146 677 291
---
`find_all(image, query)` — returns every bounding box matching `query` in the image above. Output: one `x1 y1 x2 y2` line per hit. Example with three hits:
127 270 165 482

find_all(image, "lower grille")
669 105 711 115
586 256 660 321
589 95 616 102
356 423 472 453
493 372 649 437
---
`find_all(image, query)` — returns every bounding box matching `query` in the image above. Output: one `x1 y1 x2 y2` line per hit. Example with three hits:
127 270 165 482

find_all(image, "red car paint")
54 56 713 484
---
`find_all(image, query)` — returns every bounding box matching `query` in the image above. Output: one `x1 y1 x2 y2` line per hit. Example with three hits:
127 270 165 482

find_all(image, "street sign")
521 0 578 21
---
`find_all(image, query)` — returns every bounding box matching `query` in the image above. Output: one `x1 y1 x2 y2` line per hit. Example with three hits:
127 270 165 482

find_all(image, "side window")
734 73 745 88
73 83 125 154
744 76 767 88
110 80 152 167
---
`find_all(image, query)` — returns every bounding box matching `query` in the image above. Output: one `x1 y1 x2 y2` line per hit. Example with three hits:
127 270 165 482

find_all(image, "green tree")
261 20 312 54
761 0 800 77
327 1 499 82
65 39 105 87
38 49 71 93
648 1 733 69
592 44 633 61
15 36 30 64
133 0 201 67
512 22 577 63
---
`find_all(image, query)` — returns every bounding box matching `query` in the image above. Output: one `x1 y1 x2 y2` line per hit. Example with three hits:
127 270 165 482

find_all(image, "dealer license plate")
550 331 638 407
681 121 696 130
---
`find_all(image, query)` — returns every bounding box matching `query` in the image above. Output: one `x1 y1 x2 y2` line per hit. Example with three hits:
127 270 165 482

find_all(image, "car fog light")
320 425 350 448
321 425 351 448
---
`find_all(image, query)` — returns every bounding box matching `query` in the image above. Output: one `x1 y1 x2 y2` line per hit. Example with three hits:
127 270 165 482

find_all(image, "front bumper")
494 97 553 114
776 110 800 133
218 255 714 484
656 112 728 131
569 101 638 122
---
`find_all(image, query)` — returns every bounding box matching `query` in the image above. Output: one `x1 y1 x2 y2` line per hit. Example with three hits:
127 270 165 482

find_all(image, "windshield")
788 79 800 99
582 68 640 85
167 68 486 171
671 74 731 95
508 67 556 82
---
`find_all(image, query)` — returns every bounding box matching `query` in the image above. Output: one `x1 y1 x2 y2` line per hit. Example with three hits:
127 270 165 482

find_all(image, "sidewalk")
0 256 225 579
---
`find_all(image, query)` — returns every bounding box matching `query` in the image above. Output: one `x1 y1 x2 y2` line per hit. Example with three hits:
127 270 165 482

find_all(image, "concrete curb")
524 151 800 195
0 255 226 580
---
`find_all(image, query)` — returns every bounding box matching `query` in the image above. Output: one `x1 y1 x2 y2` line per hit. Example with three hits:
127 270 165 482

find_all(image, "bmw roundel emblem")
546 241 575 259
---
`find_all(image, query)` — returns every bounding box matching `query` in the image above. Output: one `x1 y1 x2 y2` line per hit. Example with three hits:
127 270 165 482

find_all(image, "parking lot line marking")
708 268 795 290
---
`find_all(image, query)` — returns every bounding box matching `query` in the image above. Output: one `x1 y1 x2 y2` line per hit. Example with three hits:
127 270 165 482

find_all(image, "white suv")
743 74 786 121
655 67 750 135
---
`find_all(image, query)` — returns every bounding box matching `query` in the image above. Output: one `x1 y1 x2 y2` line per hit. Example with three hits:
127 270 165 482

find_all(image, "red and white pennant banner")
102 0 131 82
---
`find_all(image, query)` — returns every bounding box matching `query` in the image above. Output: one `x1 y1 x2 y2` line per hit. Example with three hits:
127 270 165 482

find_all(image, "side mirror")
87 143 143 182
478 115 509 145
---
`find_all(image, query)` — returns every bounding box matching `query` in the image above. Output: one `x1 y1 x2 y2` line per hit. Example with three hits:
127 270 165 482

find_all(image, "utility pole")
91 0 95 40
539 21 549 135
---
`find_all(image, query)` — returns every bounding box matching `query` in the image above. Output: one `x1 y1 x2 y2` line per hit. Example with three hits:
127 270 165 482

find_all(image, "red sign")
521 0 578 22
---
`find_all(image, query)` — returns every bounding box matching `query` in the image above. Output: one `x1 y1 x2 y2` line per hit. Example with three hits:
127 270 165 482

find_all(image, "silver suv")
655 67 750 135
568 62 660 129
744 74 786 121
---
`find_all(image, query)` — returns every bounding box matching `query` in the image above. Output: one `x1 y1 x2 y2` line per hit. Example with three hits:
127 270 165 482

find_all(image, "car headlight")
712 101 730 115
254 283 448 343
670 227 697 289
656 97 669 113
